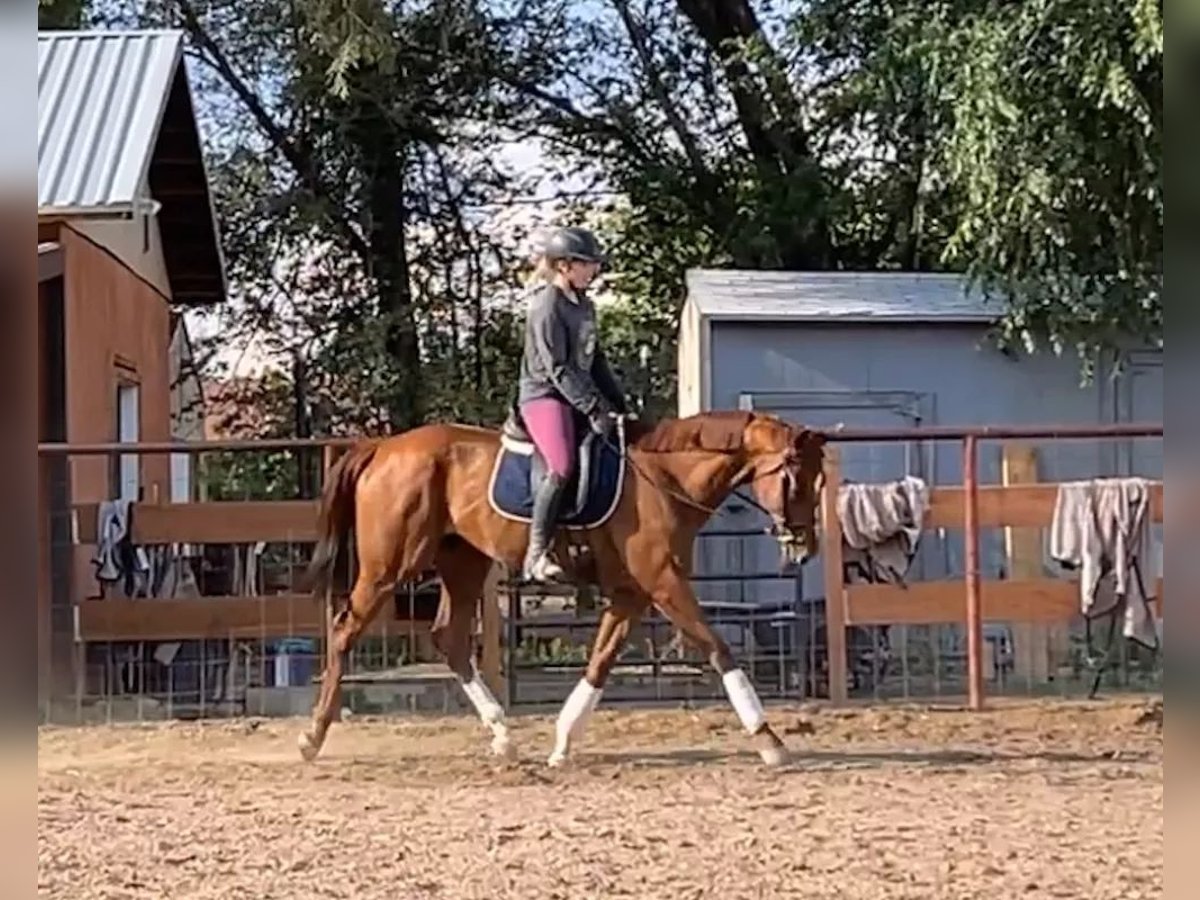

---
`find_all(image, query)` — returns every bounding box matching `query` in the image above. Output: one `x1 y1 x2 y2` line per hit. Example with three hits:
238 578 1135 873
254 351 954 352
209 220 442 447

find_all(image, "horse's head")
744 416 830 566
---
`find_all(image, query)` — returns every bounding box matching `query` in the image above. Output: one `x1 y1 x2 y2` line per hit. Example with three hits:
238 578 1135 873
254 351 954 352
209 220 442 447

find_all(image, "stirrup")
524 551 566 583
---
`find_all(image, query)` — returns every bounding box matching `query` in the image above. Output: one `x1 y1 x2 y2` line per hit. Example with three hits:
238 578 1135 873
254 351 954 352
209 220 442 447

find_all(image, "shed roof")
38 29 226 304
40 29 182 213
685 270 1000 323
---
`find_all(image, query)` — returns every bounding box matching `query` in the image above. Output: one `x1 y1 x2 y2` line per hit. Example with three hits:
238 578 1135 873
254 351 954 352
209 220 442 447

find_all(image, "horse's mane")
628 411 755 454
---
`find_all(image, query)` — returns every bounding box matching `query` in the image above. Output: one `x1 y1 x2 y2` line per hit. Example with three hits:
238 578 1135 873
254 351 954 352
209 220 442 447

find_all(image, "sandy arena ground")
39 696 1162 900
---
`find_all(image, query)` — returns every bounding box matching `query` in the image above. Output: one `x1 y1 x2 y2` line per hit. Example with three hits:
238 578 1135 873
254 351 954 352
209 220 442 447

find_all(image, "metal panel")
685 270 999 323
1117 353 1163 479
38 30 183 212
733 391 927 605
704 321 1139 587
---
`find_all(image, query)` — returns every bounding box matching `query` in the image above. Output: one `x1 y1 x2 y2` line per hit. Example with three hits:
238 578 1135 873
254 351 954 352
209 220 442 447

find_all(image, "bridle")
609 417 824 544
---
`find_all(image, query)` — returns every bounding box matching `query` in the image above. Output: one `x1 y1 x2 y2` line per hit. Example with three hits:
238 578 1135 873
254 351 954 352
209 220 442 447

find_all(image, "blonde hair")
525 253 566 288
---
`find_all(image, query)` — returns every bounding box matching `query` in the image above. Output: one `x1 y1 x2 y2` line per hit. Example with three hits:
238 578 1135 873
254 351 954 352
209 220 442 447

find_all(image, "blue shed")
676 270 1163 607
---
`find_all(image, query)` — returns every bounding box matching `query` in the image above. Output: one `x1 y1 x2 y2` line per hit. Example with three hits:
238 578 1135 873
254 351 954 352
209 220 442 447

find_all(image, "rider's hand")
588 403 615 437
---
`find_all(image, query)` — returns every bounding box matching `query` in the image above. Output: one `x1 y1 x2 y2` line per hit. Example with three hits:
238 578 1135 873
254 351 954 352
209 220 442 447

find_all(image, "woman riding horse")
295 227 829 770
517 225 628 583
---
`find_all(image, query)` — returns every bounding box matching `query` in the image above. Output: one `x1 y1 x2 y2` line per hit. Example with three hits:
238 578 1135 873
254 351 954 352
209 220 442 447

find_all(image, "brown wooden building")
38 29 226 703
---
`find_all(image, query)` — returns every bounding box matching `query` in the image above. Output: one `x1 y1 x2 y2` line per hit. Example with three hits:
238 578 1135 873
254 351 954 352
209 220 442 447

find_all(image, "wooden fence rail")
60 436 1163 712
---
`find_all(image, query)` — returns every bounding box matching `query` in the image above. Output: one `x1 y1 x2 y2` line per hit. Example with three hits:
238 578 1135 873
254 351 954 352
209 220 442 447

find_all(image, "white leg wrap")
548 678 602 765
722 668 766 735
461 671 504 725
461 668 513 757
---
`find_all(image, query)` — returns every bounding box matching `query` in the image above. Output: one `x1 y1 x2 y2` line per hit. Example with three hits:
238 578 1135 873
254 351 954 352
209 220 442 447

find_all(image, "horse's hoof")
297 732 321 762
491 733 516 759
546 750 568 768
758 744 788 768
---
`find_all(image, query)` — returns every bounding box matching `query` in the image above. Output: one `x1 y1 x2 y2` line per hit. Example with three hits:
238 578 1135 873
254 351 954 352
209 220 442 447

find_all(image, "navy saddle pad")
488 427 626 530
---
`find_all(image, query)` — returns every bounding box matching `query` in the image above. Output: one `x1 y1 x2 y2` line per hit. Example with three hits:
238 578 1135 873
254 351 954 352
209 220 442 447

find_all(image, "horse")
298 409 828 768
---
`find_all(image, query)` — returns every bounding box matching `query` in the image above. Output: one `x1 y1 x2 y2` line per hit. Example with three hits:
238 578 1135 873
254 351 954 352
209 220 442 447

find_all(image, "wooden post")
821 447 848 704
963 435 985 711
479 562 505 702
321 444 337 485
1002 443 1050 685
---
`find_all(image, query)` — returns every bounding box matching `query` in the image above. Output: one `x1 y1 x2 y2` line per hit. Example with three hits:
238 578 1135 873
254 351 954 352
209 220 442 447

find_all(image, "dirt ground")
38 696 1162 900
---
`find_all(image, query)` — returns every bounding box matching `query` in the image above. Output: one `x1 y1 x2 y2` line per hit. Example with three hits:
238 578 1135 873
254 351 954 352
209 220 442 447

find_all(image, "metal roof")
38 29 185 213
685 270 1001 323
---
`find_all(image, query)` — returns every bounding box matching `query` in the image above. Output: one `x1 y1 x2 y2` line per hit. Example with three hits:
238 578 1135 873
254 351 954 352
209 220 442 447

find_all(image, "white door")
117 382 140 501
169 452 191 503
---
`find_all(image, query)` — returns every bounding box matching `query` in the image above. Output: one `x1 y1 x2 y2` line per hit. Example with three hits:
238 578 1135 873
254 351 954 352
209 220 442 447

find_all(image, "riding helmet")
541 226 606 264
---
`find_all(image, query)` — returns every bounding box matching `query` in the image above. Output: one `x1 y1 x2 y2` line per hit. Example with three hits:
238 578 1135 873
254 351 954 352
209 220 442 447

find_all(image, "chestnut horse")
299 410 827 767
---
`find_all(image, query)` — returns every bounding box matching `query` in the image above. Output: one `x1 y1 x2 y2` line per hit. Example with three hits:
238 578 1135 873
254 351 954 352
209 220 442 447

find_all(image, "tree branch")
611 0 709 180
496 71 652 161
674 0 808 175
172 0 371 262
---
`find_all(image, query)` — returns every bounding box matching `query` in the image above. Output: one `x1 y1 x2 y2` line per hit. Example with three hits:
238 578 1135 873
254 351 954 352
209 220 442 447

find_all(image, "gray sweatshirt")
518 283 626 414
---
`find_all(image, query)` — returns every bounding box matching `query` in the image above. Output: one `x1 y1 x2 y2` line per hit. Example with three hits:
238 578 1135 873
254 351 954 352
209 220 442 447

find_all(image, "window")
169 451 191 503
114 381 140 501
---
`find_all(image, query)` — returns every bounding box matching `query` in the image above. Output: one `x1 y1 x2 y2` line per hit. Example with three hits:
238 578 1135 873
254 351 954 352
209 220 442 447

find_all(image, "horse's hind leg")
432 538 514 758
298 565 396 761
547 588 643 767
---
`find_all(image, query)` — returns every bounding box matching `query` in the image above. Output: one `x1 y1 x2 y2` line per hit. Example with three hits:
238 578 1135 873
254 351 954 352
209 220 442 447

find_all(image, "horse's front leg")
641 563 789 768
547 591 643 767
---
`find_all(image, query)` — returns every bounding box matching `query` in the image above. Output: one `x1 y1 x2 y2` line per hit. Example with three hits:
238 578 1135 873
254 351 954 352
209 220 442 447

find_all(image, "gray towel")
1049 477 1158 646
145 543 202 599
92 500 132 583
231 542 267 597
92 500 151 594
838 475 930 585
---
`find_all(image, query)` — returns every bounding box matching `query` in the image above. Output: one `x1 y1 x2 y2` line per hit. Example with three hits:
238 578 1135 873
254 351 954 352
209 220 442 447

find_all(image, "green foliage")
939 0 1162 376
102 0 1160 438
592 199 724 417
198 451 302 502
39 0 87 28
145 0 553 436
194 370 309 501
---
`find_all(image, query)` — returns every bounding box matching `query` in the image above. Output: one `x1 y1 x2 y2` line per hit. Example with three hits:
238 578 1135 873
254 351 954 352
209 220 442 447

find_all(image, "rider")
518 225 628 583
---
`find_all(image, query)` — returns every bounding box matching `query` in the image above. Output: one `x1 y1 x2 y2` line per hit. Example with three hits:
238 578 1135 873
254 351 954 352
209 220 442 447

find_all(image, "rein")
621 443 781 520
604 417 814 535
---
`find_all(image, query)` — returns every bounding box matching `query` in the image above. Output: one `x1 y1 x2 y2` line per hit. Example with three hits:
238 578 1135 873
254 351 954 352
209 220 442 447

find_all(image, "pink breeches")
519 397 576 478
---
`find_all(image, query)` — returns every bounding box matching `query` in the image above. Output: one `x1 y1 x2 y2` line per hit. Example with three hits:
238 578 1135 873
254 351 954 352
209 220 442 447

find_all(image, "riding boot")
524 472 569 582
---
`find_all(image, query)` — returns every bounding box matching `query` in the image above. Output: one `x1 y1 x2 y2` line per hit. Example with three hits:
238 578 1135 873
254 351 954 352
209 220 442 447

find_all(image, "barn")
676 270 1162 690
37 29 226 702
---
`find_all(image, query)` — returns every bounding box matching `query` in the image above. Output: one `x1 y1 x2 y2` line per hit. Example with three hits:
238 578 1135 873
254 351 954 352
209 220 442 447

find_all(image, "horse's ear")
794 429 829 451
809 422 844 447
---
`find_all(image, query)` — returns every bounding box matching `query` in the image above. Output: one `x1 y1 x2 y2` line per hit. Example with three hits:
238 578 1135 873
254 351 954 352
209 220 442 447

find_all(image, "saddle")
490 402 626 529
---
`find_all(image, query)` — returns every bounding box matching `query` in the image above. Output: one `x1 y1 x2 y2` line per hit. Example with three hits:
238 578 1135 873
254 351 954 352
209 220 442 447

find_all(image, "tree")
99 0 1160 433
507 0 956 411
939 0 1162 375
39 0 87 28
526 0 1161 403
116 0 564 435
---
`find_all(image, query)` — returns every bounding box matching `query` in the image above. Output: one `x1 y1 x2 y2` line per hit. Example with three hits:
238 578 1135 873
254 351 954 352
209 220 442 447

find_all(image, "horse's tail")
305 440 381 604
